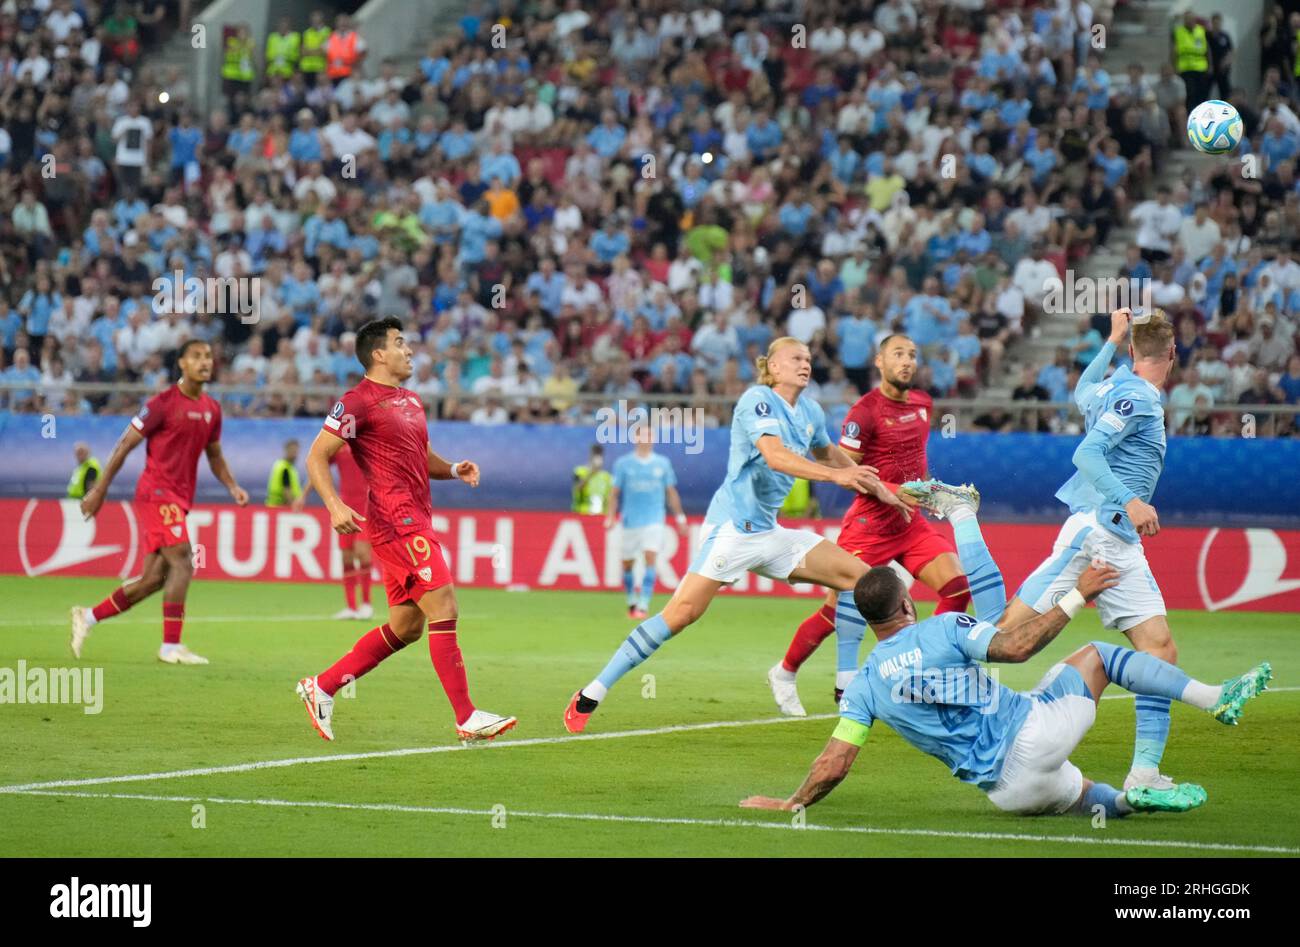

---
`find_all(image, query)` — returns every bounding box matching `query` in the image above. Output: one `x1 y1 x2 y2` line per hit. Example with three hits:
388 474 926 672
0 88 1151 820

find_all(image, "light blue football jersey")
839 612 1032 787
612 452 677 529
1055 342 1167 544
704 385 831 533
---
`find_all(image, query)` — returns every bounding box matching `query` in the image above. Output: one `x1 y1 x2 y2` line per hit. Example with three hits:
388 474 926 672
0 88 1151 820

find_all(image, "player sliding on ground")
295 317 516 743
769 332 979 717
71 339 250 665
740 492 1271 818
563 336 912 733
994 307 1187 793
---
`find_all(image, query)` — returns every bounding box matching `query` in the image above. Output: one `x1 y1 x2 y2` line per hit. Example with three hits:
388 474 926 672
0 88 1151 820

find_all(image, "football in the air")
1187 99 1243 155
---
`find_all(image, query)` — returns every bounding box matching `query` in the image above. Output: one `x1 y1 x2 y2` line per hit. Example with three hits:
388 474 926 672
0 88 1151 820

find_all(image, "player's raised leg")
72 551 167 658
566 570 726 733
903 478 1007 624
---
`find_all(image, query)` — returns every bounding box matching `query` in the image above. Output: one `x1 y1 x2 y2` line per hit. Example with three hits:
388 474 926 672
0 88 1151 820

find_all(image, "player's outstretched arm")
205 442 249 506
80 423 144 519
740 737 861 811
308 431 364 534
757 435 881 493
666 485 688 533
812 443 913 520
985 563 1119 663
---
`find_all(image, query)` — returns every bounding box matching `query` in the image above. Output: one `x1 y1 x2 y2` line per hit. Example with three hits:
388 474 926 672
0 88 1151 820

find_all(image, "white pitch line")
5 789 1297 855
0 713 837 794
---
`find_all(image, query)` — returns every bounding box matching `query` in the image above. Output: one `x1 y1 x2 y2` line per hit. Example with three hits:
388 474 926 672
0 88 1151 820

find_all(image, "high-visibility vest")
221 34 255 82
300 27 330 73
325 30 358 79
265 31 300 78
1174 24 1208 74
66 457 102 499
780 478 812 518
572 465 613 514
265 458 302 507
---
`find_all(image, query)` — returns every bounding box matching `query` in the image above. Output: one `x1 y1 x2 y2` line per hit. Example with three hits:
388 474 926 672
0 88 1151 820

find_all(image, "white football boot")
70 606 92 659
296 676 335 741
158 644 209 665
767 662 807 717
332 606 359 620
455 709 517 741
354 602 374 620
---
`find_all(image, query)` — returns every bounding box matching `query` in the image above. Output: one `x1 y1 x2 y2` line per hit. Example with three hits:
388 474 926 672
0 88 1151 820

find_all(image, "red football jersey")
131 384 222 507
331 442 368 513
839 388 933 536
322 377 431 545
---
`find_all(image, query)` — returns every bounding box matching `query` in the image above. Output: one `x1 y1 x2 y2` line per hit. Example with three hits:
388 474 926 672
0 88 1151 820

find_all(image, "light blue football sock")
835 590 867 690
640 567 656 608
1082 781 1131 818
591 614 672 696
1091 640 1192 700
949 507 1006 624
622 568 635 604
1133 697 1172 771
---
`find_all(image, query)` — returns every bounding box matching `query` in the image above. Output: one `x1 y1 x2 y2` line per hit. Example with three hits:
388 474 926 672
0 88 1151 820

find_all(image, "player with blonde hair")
563 337 911 732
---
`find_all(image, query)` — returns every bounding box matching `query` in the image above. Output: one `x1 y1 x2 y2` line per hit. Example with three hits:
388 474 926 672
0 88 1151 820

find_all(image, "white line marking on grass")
6 790 1296 855
0 713 837 794
0 614 355 627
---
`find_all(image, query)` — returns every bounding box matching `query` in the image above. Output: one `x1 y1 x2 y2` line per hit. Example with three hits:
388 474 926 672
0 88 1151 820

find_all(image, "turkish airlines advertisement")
4 499 1300 612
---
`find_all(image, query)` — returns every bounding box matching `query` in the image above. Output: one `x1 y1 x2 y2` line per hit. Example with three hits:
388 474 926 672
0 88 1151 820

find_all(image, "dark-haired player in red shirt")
296 316 516 742
294 442 374 620
72 339 250 664
768 334 975 714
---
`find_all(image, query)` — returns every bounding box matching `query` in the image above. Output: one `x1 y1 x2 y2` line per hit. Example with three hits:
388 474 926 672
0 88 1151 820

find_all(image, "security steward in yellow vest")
1173 12 1210 110
221 25 256 95
67 443 102 499
572 445 614 515
265 19 300 80
266 439 303 507
300 13 331 87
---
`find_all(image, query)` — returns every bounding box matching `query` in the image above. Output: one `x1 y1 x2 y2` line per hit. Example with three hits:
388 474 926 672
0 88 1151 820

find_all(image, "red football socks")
162 601 184 644
782 603 837 672
428 619 475 724
359 569 372 605
342 571 358 611
318 624 406 696
934 576 973 614
91 588 131 623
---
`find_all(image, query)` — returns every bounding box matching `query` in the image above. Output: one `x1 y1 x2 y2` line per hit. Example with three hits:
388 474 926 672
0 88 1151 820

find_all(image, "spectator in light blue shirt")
828 137 861 185
439 121 477 162
1036 348 1072 402
746 111 783 161
0 304 22 351
589 220 630 265
586 111 627 160
288 110 323 162
525 259 566 315
458 202 503 267
778 194 815 237
168 114 203 179
480 141 522 186
1 348 40 408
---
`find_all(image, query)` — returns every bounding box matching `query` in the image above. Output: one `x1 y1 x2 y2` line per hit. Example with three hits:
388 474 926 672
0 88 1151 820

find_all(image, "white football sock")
1180 679 1222 710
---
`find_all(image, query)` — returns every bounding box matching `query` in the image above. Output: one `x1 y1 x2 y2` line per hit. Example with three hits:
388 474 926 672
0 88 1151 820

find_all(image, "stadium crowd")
0 0 1296 437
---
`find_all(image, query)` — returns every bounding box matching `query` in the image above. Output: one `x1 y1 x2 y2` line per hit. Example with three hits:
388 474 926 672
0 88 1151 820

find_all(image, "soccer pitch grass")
0 576 1296 858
